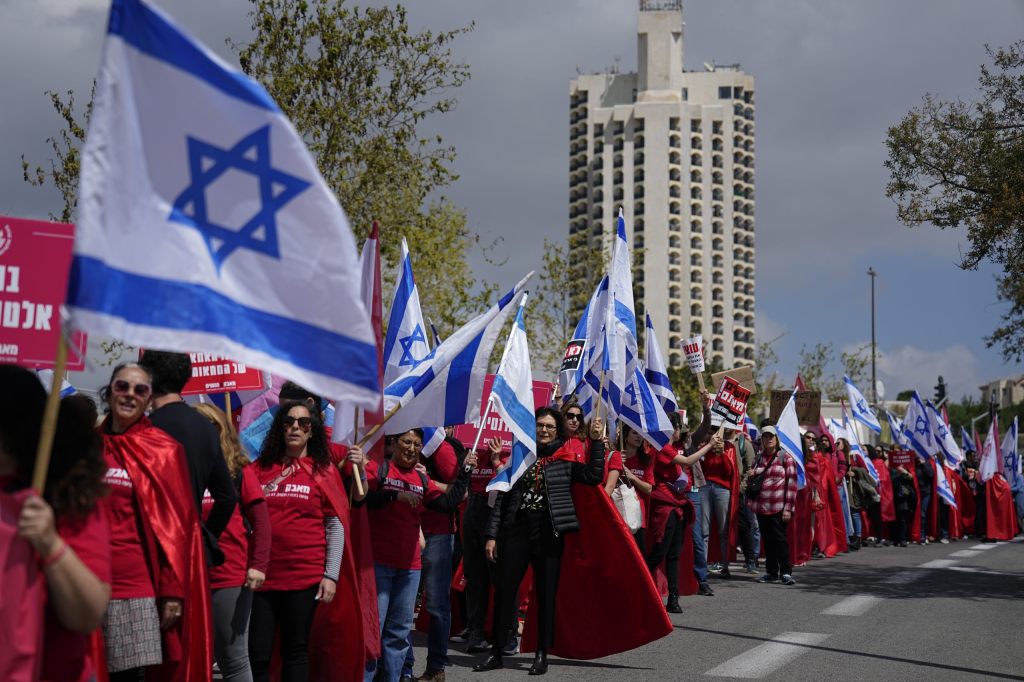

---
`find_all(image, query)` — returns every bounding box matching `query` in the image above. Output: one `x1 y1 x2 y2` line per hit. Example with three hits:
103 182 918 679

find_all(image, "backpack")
376 459 430 492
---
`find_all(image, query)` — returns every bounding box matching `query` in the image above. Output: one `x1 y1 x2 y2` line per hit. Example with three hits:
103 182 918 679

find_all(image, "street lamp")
867 267 877 407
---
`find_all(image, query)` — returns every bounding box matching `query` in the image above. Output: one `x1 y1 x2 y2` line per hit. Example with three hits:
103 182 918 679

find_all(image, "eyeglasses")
283 416 313 431
536 423 558 432
111 379 152 399
566 413 583 422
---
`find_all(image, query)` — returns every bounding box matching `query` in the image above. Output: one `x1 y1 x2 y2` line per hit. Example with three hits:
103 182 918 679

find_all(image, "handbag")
612 482 644 532
745 452 777 501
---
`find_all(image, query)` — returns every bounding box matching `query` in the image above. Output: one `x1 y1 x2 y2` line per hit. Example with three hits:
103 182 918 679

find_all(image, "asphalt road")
410 537 1024 681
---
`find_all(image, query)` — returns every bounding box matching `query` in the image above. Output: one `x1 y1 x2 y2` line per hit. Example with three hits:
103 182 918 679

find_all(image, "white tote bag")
612 482 643 533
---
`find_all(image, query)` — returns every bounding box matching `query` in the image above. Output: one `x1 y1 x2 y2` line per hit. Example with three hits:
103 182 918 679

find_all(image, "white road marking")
821 595 881 616
946 566 1003 575
920 559 957 569
883 570 925 584
948 550 981 558
970 544 996 550
706 632 830 679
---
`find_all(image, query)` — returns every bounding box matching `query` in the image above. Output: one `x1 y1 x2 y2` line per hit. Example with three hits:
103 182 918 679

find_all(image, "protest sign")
710 376 751 430
681 335 704 373
0 216 86 370
453 374 554 453
559 339 587 373
711 365 755 393
769 389 821 424
180 353 265 395
889 450 916 469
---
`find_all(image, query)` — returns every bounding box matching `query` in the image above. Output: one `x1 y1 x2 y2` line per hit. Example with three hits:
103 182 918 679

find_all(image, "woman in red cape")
98 363 212 682
815 435 847 554
787 433 819 566
807 444 840 557
982 474 1019 540
868 450 896 541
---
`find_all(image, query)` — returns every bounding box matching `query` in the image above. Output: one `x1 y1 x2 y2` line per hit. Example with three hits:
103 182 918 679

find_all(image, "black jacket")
485 438 605 539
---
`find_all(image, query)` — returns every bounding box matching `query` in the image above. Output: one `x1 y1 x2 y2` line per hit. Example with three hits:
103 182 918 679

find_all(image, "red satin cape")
983 475 1019 541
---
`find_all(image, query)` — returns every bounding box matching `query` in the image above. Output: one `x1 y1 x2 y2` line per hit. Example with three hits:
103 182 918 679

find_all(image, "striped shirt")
748 450 798 516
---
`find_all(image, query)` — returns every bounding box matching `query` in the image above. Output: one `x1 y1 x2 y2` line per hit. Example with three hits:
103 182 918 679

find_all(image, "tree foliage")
885 41 1024 362
796 341 874 402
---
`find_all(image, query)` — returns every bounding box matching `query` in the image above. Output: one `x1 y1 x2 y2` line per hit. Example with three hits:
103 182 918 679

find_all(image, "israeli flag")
843 404 879 484
69 0 377 407
926 401 962 467
644 313 678 415
886 411 907 448
37 370 77 398
827 418 846 442
845 376 881 434
1000 416 1021 484
743 414 760 441
619 366 675 449
383 273 532 434
961 425 976 454
775 389 806 488
934 461 958 508
605 210 640 418
486 296 537 493
561 275 609 400
383 238 432 386
900 391 935 461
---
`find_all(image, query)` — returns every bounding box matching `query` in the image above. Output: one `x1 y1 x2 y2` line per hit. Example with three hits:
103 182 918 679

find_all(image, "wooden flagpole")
351 407 365 498
31 336 69 492
355 403 401 449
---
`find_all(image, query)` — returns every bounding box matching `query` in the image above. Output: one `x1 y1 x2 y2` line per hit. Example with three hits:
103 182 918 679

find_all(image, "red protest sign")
453 374 555 452
180 353 264 395
559 339 586 373
889 450 915 469
710 375 751 430
0 216 86 370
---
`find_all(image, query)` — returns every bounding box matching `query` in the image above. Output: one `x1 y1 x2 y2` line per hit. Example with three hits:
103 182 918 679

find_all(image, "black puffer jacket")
485 438 604 539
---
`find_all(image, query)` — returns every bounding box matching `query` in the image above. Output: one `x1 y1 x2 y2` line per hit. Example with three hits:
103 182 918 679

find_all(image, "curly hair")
194 403 250 477
257 401 331 472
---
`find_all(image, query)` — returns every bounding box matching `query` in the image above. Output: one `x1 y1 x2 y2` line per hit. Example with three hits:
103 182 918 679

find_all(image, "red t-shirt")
652 445 687 507
701 443 737 489
201 467 266 589
365 460 447 570
603 450 624 485
40 503 111 682
420 441 460 536
469 454 509 494
102 452 158 598
624 453 656 528
254 459 335 591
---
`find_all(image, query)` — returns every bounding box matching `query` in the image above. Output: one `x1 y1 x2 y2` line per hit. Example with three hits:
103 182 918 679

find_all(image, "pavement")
409 536 1024 680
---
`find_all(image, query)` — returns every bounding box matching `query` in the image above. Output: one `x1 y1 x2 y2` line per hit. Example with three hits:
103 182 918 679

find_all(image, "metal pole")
867 267 877 407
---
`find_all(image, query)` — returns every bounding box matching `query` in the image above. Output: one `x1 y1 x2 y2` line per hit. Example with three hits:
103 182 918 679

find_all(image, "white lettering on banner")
0 301 52 330
0 265 21 293
0 344 18 356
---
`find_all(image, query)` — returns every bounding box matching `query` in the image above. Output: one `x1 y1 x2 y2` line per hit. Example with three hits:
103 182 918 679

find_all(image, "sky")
2 0 1022 402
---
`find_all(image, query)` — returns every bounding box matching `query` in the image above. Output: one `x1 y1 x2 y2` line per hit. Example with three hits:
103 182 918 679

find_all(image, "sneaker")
708 562 722 572
780 574 796 586
450 629 469 643
940 538 949 544
812 549 826 559
697 582 715 596
757 574 779 583
417 670 446 682
502 635 519 656
743 561 758 574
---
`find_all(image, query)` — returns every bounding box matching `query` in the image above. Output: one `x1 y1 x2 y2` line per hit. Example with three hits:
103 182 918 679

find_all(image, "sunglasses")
111 379 152 399
283 415 313 431
566 413 583 421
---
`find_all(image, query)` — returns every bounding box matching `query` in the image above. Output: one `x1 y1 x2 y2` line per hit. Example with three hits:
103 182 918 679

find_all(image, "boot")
472 652 503 672
666 593 682 613
528 649 548 675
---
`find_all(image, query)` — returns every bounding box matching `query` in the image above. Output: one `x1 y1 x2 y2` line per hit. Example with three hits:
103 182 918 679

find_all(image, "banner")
180 353 265 395
453 375 554 453
559 339 587 373
682 334 704 373
769 389 820 424
710 376 751 431
0 216 86 370
889 450 915 469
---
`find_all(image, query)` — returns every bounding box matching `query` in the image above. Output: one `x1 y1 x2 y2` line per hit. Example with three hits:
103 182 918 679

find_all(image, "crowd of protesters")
2 356 1021 682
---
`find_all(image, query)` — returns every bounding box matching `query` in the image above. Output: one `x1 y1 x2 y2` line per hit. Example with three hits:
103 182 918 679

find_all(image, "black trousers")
757 512 792 577
463 494 499 639
249 586 319 682
646 510 684 595
896 508 913 544
492 509 564 652
867 502 884 539
632 527 647 555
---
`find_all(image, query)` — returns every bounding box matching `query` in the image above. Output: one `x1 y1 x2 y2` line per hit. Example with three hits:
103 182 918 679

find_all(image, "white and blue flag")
37 370 77 398
619 366 675 449
845 375 881 435
775 389 806 487
843 403 879 484
383 238 432 386
886 411 907 448
926 401 962 467
383 273 532 434
1000 416 1021 486
900 391 935 461
605 210 640 419
68 0 378 406
934 461 958 508
961 425 976 454
486 296 537 493
559 275 608 400
743 414 760 442
644 313 678 415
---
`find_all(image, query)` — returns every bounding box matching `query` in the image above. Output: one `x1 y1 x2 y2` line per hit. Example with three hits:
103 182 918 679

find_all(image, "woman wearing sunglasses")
249 401 346 682
560 402 589 463
99 362 211 681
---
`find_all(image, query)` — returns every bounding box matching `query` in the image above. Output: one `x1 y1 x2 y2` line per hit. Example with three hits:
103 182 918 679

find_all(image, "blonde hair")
194 403 249 476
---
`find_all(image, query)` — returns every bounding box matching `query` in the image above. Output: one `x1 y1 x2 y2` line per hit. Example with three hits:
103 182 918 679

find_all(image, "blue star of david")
625 382 638 407
169 125 311 271
936 425 948 441
398 324 429 367
914 416 928 436
856 398 869 415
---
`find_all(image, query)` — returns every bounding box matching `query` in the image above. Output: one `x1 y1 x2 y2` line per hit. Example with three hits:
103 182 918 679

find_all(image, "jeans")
739 498 761 562
212 586 254 682
850 506 863 538
686 489 708 583
837 483 853 536
365 564 421 682
920 490 932 538
249 586 319 682
701 482 732 562
403 533 454 673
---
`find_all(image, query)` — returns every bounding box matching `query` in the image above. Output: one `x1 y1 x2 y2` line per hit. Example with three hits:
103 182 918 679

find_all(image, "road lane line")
706 632 830 679
920 559 957 569
946 566 1003 575
821 595 881 616
883 570 925 584
948 550 980 558
970 544 996 550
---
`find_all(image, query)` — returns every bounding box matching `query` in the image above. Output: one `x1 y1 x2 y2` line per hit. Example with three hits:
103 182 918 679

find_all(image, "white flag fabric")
926 401 962 467
775 389 806 487
900 391 935 461
886 411 908 449
604 210 640 419
1001 416 1021 486
978 415 1000 483
487 296 538 493
644 313 678 415
845 376 882 434
934 460 958 508
843 403 879 484
382 238 432 386
383 274 532 434
68 0 377 406
619 366 675 450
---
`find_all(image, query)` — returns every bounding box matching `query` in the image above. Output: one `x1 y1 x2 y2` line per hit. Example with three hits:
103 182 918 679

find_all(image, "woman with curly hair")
249 401 345 682
195 403 271 682
0 366 111 682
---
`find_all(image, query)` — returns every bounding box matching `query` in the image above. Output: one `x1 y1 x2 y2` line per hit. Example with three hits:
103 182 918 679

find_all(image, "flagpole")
351 407 365 498
32 336 69 492
355 403 401 449
595 371 608 422
470 398 496 454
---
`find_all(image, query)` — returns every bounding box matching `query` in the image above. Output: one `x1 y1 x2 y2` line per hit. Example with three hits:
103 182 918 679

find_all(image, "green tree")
21 88 92 223
884 41 1024 362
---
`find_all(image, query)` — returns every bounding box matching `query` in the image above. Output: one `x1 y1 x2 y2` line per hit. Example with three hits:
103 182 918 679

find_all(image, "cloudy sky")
2 0 1022 401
